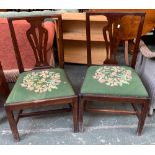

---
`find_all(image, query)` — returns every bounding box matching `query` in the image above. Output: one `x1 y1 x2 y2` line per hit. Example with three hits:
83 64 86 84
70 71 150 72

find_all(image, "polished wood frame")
79 12 150 135
5 14 78 141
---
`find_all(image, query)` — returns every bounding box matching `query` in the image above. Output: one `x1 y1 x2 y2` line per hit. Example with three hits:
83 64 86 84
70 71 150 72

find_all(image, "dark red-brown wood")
79 11 150 135
5 14 78 141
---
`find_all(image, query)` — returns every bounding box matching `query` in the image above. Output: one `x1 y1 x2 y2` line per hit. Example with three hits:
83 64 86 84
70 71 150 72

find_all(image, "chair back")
8 14 63 73
86 12 145 68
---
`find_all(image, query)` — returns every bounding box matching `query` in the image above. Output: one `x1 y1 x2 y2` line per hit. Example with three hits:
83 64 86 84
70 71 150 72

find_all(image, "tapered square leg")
79 99 84 132
5 107 20 141
137 103 149 135
72 99 79 132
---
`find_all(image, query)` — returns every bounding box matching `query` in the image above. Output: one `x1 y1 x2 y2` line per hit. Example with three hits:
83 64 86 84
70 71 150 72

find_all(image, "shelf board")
64 41 107 64
58 12 108 65
63 32 105 41
62 13 107 22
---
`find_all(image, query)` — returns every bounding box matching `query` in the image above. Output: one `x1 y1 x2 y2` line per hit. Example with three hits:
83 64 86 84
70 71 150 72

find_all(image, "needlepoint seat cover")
81 66 148 97
5 68 75 105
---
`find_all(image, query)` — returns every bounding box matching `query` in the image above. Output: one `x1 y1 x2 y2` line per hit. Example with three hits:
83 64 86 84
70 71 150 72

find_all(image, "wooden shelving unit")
58 12 108 65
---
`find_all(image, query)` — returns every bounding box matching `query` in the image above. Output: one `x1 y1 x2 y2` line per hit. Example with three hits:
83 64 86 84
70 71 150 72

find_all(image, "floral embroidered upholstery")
21 70 61 93
93 66 132 87
81 66 148 97
5 68 75 104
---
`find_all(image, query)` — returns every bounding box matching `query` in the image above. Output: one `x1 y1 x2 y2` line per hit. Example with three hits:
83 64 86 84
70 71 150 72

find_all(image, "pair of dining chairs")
4 11 149 141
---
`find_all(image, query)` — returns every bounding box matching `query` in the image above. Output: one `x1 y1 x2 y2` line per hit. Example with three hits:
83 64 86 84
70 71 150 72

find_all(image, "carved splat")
103 15 123 64
86 12 145 67
8 16 59 73
26 18 49 68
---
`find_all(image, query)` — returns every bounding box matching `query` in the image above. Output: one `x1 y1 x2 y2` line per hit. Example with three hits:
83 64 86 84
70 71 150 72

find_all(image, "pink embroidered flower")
98 78 105 83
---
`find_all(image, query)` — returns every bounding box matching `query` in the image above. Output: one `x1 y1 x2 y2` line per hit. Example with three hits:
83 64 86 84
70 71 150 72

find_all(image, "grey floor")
0 64 155 145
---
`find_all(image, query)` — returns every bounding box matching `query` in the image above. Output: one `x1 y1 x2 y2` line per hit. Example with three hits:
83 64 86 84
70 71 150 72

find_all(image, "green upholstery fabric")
5 68 75 105
81 66 148 97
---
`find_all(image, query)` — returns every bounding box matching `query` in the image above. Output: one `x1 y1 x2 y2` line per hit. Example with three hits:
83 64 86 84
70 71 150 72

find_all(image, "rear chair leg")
5 107 20 141
79 99 84 132
137 103 149 135
72 99 79 132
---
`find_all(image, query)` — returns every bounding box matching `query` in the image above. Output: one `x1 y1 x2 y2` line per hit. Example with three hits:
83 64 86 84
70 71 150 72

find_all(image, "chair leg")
72 99 78 132
137 103 149 135
5 107 20 141
79 99 84 132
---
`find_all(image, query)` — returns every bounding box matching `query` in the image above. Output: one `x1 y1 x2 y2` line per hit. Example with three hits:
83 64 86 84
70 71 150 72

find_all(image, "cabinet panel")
58 13 107 64
64 40 107 64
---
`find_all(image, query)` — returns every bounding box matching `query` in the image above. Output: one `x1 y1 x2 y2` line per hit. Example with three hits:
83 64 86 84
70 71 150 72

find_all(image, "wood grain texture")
58 13 108 64
90 9 155 37
63 41 106 64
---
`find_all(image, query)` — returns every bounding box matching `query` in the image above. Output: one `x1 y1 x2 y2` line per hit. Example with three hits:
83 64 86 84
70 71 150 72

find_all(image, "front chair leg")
72 99 79 132
5 107 20 141
137 103 149 135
